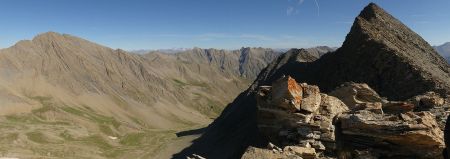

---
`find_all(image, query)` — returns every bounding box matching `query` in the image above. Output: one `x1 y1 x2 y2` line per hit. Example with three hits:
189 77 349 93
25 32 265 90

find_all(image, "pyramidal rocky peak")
178 3 450 159
298 2 450 100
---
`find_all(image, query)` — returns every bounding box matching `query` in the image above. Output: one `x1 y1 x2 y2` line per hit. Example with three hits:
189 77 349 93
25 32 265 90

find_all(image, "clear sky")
0 0 449 50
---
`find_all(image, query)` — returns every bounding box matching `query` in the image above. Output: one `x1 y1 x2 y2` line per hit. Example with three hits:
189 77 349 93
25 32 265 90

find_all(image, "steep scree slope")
176 3 450 159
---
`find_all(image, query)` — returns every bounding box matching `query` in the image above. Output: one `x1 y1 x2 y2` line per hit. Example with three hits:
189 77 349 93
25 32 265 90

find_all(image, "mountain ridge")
0 31 280 158
434 42 450 63
175 3 450 158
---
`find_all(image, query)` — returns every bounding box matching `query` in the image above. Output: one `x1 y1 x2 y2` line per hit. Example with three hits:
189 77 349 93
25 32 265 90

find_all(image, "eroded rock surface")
271 76 303 112
337 110 444 159
329 82 384 108
255 76 348 158
294 3 450 100
331 82 446 158
177 3 450 159
251 76 446 159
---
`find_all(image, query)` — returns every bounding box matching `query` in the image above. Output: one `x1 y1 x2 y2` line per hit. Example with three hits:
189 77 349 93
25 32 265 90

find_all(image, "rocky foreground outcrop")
244 77 446 159
175 3 450 159
255 76 348 158
332 83 446 158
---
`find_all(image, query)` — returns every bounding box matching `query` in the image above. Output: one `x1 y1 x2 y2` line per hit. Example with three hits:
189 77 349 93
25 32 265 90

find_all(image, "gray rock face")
175 47 281 80
294 3 450 100
254 78 446 159
255 76 349 158
300 84 322 113
330 83 446 159
434 42 450 58
329 82 384 109
174 49 322 159
241 146 306 159
271 76 303 112
337 110 444 159
175 3 450 159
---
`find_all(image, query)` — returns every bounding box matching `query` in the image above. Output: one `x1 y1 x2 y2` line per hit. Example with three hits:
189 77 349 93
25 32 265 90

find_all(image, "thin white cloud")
313 0 320 17
286 0 320 17
287 6 296 16
288 0 304 4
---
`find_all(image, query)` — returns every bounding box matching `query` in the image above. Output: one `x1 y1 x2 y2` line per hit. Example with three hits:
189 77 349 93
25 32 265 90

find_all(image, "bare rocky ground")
0 32 286 158
176 3 450 159
244 77 447 158
0 19 339 158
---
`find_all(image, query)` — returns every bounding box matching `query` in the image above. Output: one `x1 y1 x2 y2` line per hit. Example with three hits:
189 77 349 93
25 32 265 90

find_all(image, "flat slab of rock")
241 147 303 159
272 76 303 112
337 110 445 158
284 146 316 159
329 82 383 109
300 84 322 113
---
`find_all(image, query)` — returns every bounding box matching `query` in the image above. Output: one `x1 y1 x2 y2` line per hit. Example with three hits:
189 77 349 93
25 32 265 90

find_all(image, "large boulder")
329 82 384 108
337 110 445 159
271 76 303 112
410 91 445 110
259 79 446 159
300 83 322 113
256 76 348 158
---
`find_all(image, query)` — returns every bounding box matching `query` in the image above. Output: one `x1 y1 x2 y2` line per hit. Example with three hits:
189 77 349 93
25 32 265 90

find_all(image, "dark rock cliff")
175 3 450 159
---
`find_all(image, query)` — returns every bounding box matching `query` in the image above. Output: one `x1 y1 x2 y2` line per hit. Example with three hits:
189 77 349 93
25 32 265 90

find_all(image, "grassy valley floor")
0 96 210 159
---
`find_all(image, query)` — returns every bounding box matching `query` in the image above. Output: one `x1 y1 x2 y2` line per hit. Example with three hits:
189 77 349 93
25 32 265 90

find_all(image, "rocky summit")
177 3 450 159
292 3 450 100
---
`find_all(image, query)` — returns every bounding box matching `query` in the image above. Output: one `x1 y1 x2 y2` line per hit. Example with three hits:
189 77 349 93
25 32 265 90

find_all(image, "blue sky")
0 0 449 50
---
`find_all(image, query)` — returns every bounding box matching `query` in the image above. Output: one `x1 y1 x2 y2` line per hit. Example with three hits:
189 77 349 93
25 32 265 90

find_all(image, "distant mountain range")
0 32 282 158
130 46 336 55
177 3 450 159
434 42 450 63
130 48 191 54
0 31 336 158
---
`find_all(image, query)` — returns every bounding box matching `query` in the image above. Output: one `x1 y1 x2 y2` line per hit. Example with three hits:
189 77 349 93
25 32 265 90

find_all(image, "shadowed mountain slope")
434 42 450 63
174 49 322 158
435 42 450 57
296 3 450 100
0 32 282 158
175 3 450 159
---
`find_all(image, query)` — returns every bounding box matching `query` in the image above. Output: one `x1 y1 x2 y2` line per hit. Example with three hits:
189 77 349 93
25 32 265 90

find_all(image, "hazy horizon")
1 0 450 50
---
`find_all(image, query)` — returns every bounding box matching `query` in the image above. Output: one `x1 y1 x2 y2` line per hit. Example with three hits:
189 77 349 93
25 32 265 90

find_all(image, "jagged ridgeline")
0 32 290 158
178 3 450 159
0 29 334 158
434 42 450 63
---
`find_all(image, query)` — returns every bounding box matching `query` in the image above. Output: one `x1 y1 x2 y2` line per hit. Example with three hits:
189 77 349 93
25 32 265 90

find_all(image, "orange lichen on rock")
287 76 303 108
271 76 303 112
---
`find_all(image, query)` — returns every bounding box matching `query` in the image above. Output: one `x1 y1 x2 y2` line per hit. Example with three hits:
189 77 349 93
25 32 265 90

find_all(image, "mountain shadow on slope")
174 3 450 159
